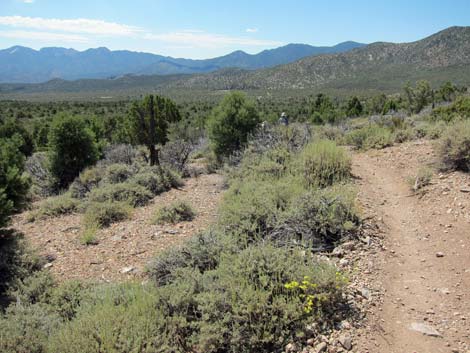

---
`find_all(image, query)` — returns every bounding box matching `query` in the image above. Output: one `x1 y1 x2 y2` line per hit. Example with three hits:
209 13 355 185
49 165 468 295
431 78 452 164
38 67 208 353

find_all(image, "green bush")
194 245 345 353
88 182 153 207
28 194 80 221
393 127 415 143
83 202 132 228
103 163 134 184
207 91 260 159
438 120 470 172
48 114 99 189
274 186 360 249
47 284 162 353
408 167 433 191
0 304 61 353
131 167 182 196
219 177 303 239
346 124 393 150
0 136 31 224
152 201 195 224
0 230 44 302
147 231 237 286
431 96 470 122
79 226 99 245
296 140 351 188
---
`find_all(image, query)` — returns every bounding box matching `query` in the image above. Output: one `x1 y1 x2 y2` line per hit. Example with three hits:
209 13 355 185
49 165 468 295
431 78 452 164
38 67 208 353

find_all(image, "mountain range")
0 41 365 83
0 26 469 99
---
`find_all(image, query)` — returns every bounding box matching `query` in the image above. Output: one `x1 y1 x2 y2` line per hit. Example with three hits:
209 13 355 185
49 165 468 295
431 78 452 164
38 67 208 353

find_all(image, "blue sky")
0 0 469 58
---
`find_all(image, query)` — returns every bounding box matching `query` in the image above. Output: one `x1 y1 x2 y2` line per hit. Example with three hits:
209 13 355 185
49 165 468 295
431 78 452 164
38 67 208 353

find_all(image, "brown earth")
13 173 225 283
352 140 470 353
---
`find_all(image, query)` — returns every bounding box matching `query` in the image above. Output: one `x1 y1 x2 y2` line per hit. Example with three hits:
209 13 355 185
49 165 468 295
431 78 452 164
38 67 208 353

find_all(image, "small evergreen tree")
345 96 363 117
128 95 181 165
0 136 30 227
207 91 260 159
48 114 98 189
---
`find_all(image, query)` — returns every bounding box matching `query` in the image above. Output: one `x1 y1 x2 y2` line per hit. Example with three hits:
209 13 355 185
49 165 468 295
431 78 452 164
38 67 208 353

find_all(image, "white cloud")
0 16 141 36
0 30 89 43
145 30 281 49
246 28 259 33
22 0 35 3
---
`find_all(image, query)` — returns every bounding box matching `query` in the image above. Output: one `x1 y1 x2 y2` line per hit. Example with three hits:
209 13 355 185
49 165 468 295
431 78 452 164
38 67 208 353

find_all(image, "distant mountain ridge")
0 41 365 83
165 26 470 91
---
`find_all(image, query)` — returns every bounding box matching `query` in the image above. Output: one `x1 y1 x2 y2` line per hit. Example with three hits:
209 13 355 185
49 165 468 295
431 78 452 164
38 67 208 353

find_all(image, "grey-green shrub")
28 194 79 221
83 202 131 228
296 140 351 188
272 186 359 249
346 124 393 150
88 182 153 207
438 120 470 172
103 163 134 184
152 201 195 224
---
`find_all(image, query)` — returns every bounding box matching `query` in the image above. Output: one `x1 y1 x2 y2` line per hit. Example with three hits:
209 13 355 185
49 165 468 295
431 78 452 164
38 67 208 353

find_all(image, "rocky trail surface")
352 140 470 353
13 173 224 282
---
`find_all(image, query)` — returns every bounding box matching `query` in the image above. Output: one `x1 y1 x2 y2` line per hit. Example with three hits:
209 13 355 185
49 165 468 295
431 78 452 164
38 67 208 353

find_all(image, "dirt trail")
352 141 470 353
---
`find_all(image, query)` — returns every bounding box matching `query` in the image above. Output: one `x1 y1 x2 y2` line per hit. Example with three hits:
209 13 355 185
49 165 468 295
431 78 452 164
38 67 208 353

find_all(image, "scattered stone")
338 335 352 351
164 229 180 235
120 266 135 274
460 188 470 193
359 287 371 300
314 342 327 353
339 258 349 266
285 342 298 353
332 247 345 257
436 252 445 257
43 262 53 269
306 338 316 346
409 322 442 337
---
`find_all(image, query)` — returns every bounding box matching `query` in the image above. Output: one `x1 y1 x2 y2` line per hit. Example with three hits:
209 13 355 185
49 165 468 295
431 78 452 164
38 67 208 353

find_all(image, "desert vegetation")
0 78 469 352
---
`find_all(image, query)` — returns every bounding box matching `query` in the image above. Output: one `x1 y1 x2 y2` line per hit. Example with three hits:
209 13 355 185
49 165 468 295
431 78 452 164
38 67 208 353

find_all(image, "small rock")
285 343 297 353
339 320 352 330
409 322 442 337
338 335 352 351
314 342 327 353
120 266 135 274
306 338 316 346
332 247 345 257
360 287 371 300
339 258 349 266
460 188 470 193
43 262 53 269
436 252 445 258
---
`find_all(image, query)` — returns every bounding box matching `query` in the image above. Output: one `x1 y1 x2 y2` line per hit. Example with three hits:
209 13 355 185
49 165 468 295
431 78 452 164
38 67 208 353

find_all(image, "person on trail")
279 112 289 126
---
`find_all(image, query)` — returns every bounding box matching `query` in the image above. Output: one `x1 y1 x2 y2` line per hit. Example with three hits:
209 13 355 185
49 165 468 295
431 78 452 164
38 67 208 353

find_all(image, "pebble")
436 252 445 257
338 335 352 351
314 342 327 353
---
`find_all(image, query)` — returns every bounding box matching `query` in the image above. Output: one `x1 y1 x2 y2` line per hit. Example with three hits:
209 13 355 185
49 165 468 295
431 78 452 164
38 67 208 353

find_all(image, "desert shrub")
0 136 31 220
272 187 360 250
408 167 433 191
11 270 55 305
393 127 415 143
152 201 195 224
102 144 138 165
346 124 393 150
431 96 470 122
47 281 89 321
28 194 79 221
207 91 260 159
0 230 44 303
438 120 470 172
25 152 55 197
423 121 447 139
69 166 105 199
0 304 61 353
147 231 237 286
130 167 182 195
194 245 346 353
79 226 98 245
295 140 351 188
83 202 132 228
48 114 99 189
219 177 303 239
47 284 162 353
88 182 153 207
313 124 346 143
103 163 134 184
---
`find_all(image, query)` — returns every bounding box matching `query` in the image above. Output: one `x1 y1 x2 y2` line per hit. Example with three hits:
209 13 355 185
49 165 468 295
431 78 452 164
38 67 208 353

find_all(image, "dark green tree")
0 118 34 156
48 114 98 189
128 95 181 165
404 80 433 113
207 91 260 158
0 136 31 227
345 96 363 117
438 81 457 102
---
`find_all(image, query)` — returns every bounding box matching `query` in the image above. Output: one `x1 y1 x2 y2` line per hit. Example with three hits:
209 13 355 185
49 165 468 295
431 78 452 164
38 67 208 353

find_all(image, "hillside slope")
168 26 470 90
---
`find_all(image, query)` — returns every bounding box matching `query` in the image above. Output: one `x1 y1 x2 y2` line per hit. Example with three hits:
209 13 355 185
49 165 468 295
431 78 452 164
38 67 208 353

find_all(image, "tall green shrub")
207 91 260 159
48 115 98 189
